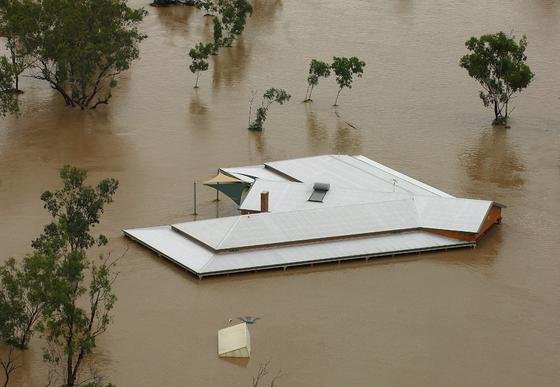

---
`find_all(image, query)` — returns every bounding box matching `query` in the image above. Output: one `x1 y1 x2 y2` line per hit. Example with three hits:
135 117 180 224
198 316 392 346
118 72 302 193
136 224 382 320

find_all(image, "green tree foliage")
33 166 118 254
197 0 216 14
40 253 118 386
0 253 55 349
459 32 534 124
0 57 19 116
0 166 119 386
331 56 366 106
31 165 119 386
248 88 291 131
199 0 253 46
188 42 214 88
217 0 252 47
212 17 224 54
0 0 40 93
28 0 146 109
189 0 252 87
305 59 331 102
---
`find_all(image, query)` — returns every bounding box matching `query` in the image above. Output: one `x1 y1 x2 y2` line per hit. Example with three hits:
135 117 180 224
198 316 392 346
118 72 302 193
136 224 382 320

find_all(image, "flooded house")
123 155 503 277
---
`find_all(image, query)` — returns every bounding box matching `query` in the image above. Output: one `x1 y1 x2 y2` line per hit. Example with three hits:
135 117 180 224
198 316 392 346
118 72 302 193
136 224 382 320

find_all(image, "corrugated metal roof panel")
123 227 472 276
173 199 420 251
123 226 213 273
239 180 413 212
352 155 454 197
173 216 240 249
415 196 492 233
264 155 453 197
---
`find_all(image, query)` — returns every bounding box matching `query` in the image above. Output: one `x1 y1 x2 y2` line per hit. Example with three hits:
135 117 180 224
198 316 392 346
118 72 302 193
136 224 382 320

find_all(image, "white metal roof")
239 179 414 213
414 196 492 233
172 195 491 252
123 226 472 277
174 200 421 251
221 165 290 183
124 225 213 273
124 154 500 277
264 155 454 197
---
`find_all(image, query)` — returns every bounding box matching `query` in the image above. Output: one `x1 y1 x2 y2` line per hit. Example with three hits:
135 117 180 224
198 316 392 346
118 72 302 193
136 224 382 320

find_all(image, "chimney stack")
260 191 269 213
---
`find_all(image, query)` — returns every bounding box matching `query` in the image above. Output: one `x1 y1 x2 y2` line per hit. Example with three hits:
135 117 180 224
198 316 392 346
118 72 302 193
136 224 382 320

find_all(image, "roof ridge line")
334 155 417 195
244 196 417 216
216 216 243 249
198 252 218 273
353 155 454 197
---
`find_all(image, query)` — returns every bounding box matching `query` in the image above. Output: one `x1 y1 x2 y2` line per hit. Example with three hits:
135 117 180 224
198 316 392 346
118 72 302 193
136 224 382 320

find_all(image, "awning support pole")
216 168 220 201
193 181 198 215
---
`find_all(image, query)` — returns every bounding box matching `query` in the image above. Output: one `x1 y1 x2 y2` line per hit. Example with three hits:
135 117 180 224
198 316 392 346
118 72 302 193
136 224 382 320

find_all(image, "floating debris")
218 322 251 358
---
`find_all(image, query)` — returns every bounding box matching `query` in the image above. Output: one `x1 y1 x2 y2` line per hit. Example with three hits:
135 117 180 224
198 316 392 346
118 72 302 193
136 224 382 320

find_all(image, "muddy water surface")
1 0 559 386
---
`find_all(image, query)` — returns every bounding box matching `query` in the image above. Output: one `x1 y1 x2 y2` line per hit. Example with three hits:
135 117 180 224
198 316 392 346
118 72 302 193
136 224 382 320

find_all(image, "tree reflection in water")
460 127 525 191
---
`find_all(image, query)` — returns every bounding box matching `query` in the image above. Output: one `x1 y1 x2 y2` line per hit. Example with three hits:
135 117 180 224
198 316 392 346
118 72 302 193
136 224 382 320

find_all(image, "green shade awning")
204 172 249 205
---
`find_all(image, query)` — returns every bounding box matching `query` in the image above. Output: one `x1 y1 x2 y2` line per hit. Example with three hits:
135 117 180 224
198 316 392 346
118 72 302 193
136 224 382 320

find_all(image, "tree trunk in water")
55 86 75 107
304 84 311 101
66 326 75 386
18 314 36 349
2 347 18 387
334 88 342 106
493 100 499 120
307 85 315 101
66 358 75 386
18 333 27 350
194 72 200 88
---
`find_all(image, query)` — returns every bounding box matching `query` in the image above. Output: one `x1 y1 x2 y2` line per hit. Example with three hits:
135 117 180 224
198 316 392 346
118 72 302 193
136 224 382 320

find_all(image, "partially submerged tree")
29 0 146 109
0 346 20 387
188 42 214 88
248 88 291 131
212 17 224 54
40 253 118 387
0 0 39 93
304 59 331 102
189 0 252 87
0 252 53 387
331 56 366 106
0 57 19 116
252 361 283 387
32 166 119 255
218 0 252 47
0 166 119 386
460 32 534 125
0 253 55 350
32 165 119 387
197 0 252 47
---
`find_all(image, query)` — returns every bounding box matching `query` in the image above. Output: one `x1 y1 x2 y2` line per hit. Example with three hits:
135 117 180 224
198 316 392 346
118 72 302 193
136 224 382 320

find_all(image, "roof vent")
308 182 330 202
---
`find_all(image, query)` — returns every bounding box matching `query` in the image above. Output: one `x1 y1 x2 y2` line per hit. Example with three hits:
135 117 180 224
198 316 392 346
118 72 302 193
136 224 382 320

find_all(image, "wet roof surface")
124 154 496 276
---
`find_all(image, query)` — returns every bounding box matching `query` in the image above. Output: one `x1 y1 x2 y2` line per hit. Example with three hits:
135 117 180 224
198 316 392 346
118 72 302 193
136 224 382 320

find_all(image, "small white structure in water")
218 323 251 358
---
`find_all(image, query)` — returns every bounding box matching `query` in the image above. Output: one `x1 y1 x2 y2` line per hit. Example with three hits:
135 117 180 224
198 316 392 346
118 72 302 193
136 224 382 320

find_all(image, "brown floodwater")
1 0 560 385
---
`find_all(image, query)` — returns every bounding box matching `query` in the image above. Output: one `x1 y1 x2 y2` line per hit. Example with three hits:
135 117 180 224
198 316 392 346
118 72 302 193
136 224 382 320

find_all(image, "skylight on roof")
308 182 330 202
